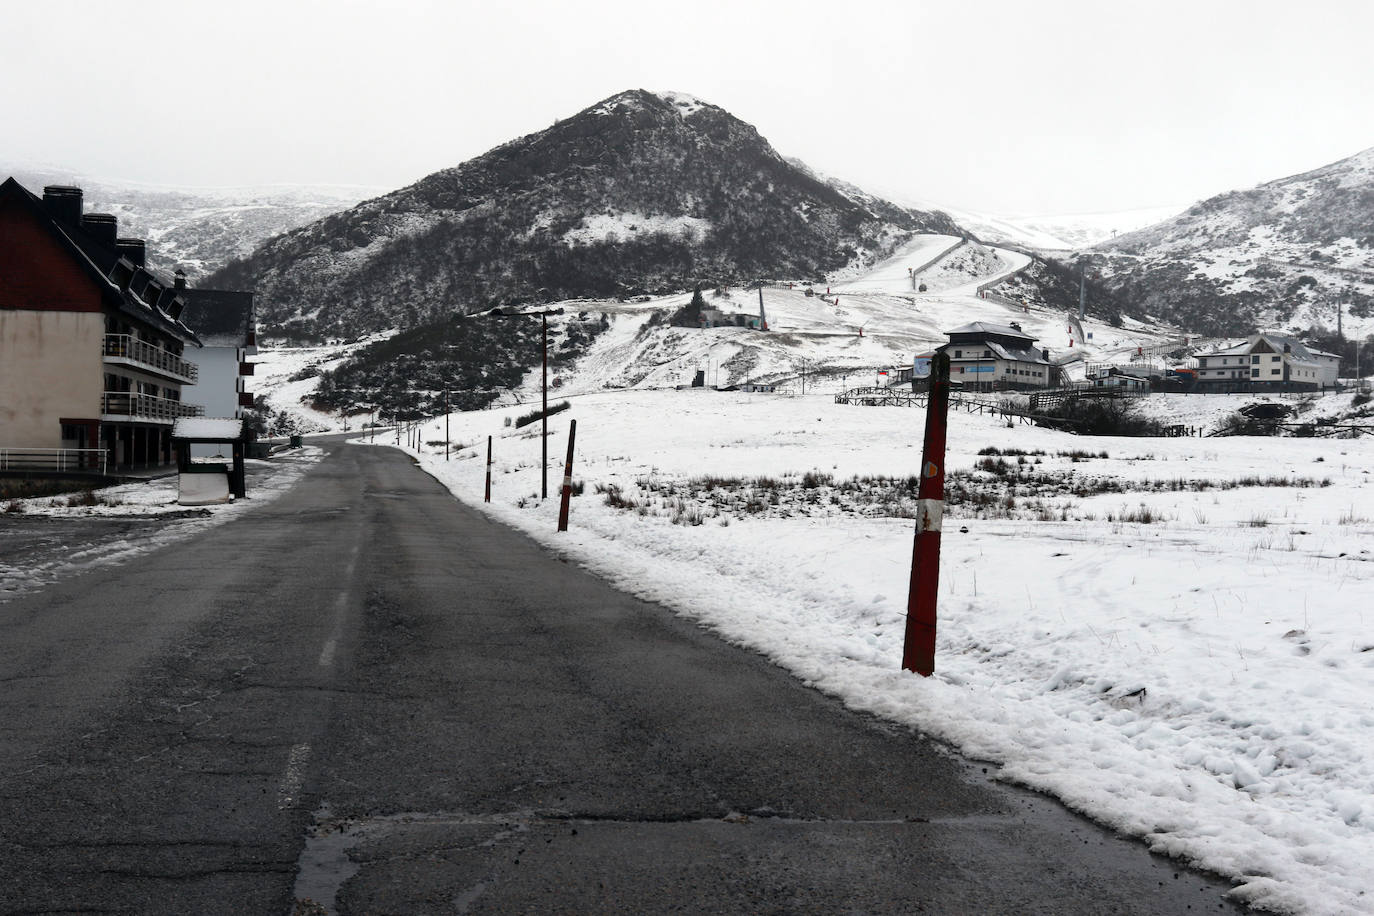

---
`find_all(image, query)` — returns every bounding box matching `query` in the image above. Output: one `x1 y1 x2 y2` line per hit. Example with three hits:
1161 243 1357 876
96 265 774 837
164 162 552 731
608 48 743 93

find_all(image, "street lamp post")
487 306 564 499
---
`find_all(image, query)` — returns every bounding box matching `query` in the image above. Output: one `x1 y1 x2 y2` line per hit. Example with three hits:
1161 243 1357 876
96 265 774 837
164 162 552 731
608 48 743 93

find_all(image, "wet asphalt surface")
0 442 1249 914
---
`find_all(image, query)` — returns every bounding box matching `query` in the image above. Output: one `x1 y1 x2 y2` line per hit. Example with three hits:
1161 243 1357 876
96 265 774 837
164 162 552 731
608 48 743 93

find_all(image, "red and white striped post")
902 351 951 676
484 435 492 503
556 419 577 532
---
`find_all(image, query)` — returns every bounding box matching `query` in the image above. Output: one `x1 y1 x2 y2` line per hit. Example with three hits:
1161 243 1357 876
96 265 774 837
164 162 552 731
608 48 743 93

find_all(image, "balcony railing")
103 335 198 383
102 392 205 423
0 447 108 475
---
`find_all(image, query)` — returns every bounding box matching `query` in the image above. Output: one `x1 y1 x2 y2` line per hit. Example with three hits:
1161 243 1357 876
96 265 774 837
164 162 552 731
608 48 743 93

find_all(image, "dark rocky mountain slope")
204 90 961 339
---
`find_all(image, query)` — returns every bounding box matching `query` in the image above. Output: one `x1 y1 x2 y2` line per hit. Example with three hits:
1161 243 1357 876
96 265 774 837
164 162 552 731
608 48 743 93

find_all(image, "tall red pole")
484 435 492 503
903 351 951 676
557 419 576 532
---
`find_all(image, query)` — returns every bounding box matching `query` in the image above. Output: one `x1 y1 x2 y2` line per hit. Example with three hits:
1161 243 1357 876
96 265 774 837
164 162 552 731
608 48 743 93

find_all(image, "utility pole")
541 311 548 497
1079 267 1086 323
484 306 562 499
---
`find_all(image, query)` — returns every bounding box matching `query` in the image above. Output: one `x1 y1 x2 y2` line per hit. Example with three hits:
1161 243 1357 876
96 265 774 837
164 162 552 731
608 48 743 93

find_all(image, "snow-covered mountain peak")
205 89 961 337
653 90 710 117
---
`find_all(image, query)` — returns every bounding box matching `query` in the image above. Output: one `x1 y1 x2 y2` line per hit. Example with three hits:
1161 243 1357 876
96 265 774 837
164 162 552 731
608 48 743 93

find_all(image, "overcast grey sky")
6 0 1371 215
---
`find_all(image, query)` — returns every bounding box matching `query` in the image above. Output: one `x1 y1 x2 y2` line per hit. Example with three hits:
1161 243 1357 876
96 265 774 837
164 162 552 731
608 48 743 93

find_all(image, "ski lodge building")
0 178 204 471
1194 334 1340 391
935 321 1053 391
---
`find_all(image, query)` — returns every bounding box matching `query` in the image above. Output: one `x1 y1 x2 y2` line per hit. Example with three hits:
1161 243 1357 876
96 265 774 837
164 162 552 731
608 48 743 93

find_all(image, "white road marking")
318 545 360 668
278 742 311 809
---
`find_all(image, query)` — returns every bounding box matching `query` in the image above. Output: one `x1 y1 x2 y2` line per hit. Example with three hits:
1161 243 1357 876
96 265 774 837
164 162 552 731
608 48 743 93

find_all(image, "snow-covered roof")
1204 334 1340 364
938 338 1049 365
172 417 245 440
946 321 1035 340
986 340 1051 364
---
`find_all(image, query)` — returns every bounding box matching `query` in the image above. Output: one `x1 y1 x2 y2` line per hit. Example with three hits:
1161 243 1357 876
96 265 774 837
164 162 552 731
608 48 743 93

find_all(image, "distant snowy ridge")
0 162 375 280
1081 146 1374 339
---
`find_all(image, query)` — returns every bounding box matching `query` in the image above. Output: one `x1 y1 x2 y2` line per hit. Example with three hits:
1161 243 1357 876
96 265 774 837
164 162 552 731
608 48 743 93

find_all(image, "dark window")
1251 355 1260 364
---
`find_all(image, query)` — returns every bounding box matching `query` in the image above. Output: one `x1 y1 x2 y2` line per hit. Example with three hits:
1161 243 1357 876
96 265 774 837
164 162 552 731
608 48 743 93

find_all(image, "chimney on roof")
174 269 187 290
42 185 83 227
81 213 118 249
115 238 146 268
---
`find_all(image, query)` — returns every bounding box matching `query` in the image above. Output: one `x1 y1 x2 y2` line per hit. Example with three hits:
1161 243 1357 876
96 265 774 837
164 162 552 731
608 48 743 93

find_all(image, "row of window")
952 366 1045 378
102 372 183 400
1204 353 1289 368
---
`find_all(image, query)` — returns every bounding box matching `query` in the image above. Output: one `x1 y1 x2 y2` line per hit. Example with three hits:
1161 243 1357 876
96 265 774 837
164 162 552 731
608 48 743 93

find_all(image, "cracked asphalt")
0 442 1248 914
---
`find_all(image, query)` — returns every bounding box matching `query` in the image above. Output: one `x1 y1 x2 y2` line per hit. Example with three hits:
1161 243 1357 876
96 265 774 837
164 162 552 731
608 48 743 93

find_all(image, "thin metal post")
445 391 450 460
557 419 576 532
542 312 549 500
485 435 492 503
903 351 951 676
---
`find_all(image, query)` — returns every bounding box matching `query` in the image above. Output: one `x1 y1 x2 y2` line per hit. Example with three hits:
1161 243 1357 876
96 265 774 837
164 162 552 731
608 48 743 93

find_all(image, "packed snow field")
372 389 1373 916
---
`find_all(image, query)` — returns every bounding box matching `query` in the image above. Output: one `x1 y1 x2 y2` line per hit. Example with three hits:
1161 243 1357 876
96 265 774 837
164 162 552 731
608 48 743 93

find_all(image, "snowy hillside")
1082 147 1374 340
947 204 1190 251
253 233 1177 428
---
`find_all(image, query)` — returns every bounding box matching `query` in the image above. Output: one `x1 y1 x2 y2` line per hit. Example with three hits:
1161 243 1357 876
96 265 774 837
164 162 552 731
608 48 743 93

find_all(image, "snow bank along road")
0 443 1243 914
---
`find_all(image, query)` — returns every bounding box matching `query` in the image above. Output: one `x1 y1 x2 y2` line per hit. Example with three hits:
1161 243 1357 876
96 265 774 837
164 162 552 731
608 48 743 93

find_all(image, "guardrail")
910 238 967 281
980 290 1024 309
833 386 1038 424
0 447 108 474
975 258 1032 297
103 335 198 383
102 393 205 422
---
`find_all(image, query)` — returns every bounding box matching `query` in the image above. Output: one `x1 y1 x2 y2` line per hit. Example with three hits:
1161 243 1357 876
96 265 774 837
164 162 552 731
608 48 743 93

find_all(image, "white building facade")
1195 334 1340 391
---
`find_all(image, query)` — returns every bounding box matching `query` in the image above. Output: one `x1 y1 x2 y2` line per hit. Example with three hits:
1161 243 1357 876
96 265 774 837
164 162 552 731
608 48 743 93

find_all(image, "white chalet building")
936 322 1053 391
1195 334 1340 391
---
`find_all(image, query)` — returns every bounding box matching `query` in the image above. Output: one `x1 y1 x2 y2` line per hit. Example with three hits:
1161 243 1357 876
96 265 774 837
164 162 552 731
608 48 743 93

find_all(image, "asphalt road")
0 442 1247 914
